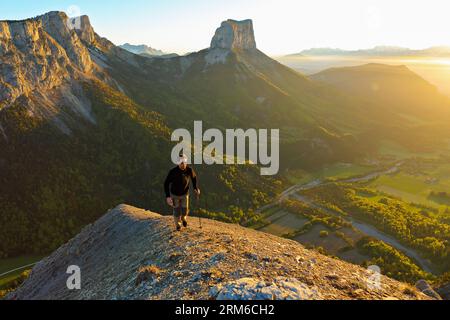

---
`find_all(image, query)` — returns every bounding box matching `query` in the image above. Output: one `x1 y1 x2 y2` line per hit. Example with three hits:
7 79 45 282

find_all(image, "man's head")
177 154 188 170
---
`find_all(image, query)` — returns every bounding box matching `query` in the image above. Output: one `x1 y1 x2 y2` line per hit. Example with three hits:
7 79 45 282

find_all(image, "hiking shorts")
171 194 189 217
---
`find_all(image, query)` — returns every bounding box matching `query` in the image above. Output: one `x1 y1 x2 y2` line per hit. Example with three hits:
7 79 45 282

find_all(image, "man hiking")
164 153 200 231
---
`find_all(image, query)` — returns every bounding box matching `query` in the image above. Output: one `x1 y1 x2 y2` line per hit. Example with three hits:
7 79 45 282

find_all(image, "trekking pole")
202 195 208 229
197 193 203 229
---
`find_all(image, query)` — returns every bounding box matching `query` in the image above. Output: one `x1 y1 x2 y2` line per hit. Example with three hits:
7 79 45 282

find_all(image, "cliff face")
0 15 74 109
210 19 257 51
38 12 93 73
0 12 98 91
0 12 120 133
9 205 430 300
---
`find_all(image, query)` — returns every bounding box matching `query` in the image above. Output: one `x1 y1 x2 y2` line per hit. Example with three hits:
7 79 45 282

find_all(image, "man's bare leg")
181 196 189 228
172 198 182 231
173 215 182 230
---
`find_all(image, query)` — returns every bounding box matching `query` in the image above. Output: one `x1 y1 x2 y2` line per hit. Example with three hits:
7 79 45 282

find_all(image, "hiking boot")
176 223 182 231
182 218 188 228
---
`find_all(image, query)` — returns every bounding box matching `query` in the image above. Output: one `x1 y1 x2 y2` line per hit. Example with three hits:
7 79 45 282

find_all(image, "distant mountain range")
288 46 450 57
119 43 178 58
311 63 450 119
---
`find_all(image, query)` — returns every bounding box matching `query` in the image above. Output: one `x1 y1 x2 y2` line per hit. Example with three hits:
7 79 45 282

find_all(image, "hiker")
164 154 200 231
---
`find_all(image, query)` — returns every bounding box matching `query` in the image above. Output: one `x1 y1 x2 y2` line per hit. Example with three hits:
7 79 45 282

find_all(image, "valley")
257 154 450 283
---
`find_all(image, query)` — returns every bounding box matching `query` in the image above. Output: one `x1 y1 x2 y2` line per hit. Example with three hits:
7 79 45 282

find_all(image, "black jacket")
164 166 198 197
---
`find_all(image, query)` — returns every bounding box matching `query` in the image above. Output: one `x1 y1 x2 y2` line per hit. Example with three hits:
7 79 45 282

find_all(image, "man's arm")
190 168 199 193
164 170 172 198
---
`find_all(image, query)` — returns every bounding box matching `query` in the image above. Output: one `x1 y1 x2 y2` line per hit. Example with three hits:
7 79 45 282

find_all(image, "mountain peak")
37 10 68 20
32 11 96 46
210 19 257 50
73 15 96 45
8 205 429 300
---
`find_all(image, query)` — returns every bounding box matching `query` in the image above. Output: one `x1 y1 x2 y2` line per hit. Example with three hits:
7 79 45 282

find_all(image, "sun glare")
434 59 450 67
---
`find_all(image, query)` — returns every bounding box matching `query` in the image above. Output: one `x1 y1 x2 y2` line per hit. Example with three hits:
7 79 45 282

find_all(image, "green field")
294 225 346 254
368 161 450 209
286 162 376 185
259 209 308 236
378 139 450 160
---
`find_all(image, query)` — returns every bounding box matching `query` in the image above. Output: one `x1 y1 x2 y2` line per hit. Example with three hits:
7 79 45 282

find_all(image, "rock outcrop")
210 19 257 50
0 12 95 110
74 15 97 46
38 11 93 73
436 282 450 300
415 280 442 300
0 11 122 133
210 277 323 300
0 15 72 108
9 205 431 300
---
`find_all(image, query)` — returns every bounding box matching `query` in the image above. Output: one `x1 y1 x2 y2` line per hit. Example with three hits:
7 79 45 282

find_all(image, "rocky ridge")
0 12 93 105
0 11 142 133
9 205 431 300
0 12 258 125
0 13 263 115
0 12 104 133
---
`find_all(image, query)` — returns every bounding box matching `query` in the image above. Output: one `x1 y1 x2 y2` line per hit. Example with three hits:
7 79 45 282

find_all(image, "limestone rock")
436 282 450 300
38 11 93 72
0 11 111 131
210 19 257 50
415 280 442 300
74 15 97 46
210 277 322 300
0 14 73 108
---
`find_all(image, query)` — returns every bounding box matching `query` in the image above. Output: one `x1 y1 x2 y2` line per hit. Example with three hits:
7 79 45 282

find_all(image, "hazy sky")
1 0 449 55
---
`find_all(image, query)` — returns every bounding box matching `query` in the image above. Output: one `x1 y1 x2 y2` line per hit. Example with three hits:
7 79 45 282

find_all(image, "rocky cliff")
0 12 95 102
9 205 431 300
0 11 142 134
0 13 263 121
210 19 257 51
0 12 103 133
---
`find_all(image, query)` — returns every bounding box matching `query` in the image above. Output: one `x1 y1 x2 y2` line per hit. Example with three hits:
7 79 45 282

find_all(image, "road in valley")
260 162 436 274
292 194 435 274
